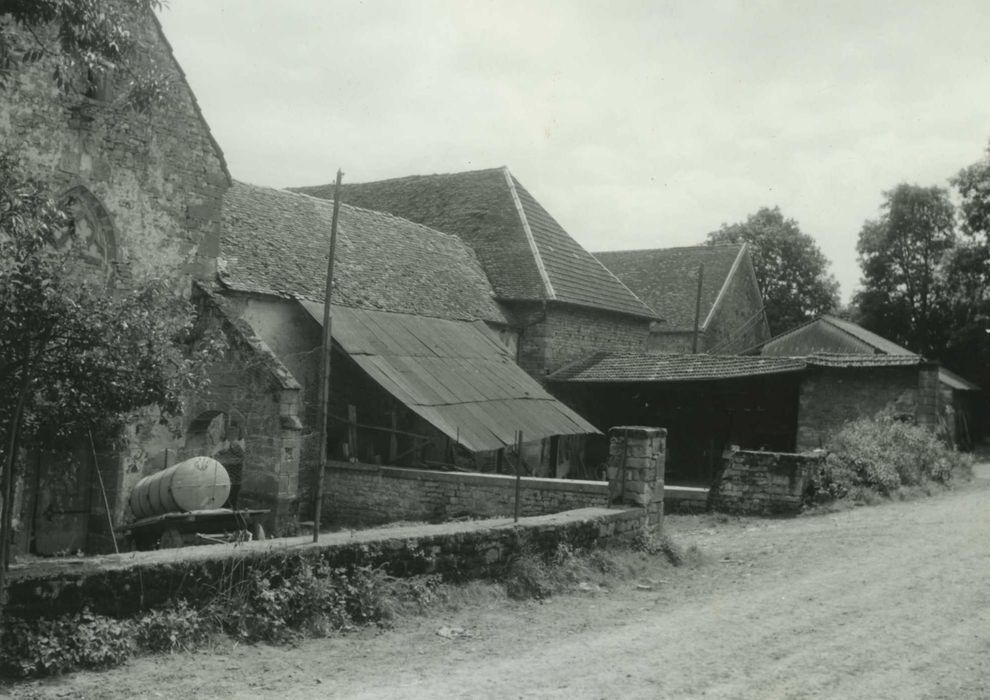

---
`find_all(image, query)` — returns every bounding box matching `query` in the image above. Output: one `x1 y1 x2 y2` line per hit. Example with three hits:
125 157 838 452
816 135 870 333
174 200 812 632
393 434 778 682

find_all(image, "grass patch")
503 535 697 602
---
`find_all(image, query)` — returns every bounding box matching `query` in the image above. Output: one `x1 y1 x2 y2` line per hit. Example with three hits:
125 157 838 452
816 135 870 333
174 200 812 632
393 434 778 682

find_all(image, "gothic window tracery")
58 185 117 282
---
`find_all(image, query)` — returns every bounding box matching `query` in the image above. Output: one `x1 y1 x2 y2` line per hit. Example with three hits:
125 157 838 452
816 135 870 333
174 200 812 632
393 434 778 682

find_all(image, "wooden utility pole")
513 431 524 522
692 263 705 354
312 169 344 543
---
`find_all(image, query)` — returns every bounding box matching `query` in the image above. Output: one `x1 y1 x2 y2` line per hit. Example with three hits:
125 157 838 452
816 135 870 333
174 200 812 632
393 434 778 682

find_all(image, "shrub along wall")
6 507 644 620
709 448 824 515
323 461 610 526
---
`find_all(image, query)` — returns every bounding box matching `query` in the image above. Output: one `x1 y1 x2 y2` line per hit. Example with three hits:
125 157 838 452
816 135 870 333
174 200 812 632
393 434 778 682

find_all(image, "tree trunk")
0 365 31 638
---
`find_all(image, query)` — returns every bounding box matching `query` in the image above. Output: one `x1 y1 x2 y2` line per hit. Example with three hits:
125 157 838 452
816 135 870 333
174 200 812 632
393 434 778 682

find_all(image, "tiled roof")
593 245 745 329
803 353 928 368
761 315 914 356
218 181 507 324
293 168 656 319
548 351 806 383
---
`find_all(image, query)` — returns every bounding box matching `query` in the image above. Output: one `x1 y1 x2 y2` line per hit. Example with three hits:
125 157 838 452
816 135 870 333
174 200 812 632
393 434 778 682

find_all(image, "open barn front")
298 301 599 473
550 353 804 486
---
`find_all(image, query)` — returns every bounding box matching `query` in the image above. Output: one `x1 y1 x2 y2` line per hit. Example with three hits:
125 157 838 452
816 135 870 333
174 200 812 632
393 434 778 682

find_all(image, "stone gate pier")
606 426 666 532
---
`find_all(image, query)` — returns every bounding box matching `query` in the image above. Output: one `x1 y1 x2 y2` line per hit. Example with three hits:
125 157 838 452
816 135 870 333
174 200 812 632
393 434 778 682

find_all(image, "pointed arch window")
58 186 118 282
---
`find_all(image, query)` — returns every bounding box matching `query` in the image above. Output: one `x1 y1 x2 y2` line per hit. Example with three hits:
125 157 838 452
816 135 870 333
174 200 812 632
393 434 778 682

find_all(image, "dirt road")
14 476 990 699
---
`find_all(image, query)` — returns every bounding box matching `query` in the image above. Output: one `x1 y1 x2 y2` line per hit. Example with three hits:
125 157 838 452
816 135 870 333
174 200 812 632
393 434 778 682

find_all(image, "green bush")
216 560 394 643
1 562 401 678
813 413 973 501
1 611 133 678
135 600 215 654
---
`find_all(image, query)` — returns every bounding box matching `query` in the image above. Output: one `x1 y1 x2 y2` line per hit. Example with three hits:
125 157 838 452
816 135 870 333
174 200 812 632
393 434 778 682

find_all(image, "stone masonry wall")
117 296 304 538
606 426 666 532
710 448 824 515
7 507 646 619
512 302 650 381
797 366 925 451
323 462 609 526
0 12 229 283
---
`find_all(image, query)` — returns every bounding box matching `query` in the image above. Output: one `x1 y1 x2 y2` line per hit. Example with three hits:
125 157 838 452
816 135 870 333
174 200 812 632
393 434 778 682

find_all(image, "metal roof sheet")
299 301 599 451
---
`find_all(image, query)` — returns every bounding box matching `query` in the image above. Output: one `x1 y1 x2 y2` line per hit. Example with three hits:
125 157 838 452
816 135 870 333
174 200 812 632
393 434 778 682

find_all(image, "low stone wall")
324 461 609 526
709 448 824 515
7 507 644 620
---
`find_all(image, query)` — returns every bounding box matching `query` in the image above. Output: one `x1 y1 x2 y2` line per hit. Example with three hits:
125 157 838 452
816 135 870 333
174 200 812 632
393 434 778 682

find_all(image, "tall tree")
953 140 990 243
707 207 839 334
853 184 956 356
942 140 990 387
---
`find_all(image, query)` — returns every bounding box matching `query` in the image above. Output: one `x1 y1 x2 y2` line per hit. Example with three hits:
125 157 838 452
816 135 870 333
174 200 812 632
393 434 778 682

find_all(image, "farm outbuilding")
550 353 805 485
758 315 981 448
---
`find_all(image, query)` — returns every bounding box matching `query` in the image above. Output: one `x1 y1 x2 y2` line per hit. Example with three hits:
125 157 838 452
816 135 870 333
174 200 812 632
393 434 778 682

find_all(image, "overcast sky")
158 1 990 302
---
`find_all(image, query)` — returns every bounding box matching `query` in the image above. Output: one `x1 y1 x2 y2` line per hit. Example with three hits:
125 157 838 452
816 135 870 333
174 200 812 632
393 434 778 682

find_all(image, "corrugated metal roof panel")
299 301 599 452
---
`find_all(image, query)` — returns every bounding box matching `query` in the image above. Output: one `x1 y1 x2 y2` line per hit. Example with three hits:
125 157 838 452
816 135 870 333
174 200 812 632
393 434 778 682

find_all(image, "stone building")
593 244 770 354
758 315 980 448
216 181 598 518
293 168 660 382
0 10 317 552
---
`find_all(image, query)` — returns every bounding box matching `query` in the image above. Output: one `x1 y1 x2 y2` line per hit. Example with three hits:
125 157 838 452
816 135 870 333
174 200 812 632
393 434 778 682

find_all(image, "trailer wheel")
251 522 266 542
159 527 183 549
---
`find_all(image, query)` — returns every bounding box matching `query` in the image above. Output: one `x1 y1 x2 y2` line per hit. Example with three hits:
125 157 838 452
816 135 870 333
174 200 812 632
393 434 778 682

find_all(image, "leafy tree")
953 140 990 243
853 184 956 357
941 141 990 388
0 154 219 620
706 207 839 334
0 0 169 109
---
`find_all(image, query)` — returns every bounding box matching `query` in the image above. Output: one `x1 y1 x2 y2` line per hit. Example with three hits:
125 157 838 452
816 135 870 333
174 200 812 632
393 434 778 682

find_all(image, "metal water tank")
129 456 231 519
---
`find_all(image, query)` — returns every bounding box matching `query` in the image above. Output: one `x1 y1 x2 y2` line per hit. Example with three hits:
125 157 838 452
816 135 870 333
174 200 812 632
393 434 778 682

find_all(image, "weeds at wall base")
0 538 686 680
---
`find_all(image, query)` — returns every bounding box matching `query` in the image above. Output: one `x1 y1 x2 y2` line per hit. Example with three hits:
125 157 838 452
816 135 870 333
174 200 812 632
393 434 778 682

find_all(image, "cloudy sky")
159 1 990 301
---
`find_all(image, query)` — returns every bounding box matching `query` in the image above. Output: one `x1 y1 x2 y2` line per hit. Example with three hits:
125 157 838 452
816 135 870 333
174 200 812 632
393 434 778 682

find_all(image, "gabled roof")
299 302 600 451
549 351 805 383
593 245 748 330
292 168 656 319
760 315 915 356
219 181 507 324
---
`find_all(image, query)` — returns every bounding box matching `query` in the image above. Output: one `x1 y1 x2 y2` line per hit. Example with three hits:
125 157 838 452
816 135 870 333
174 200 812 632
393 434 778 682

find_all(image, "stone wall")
647 330 697 354
323 461 610 526
512 302 650 381
796 365 939 451
710 448 823 515
0 12 229 283
7 507 645 619
114 294 304 539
